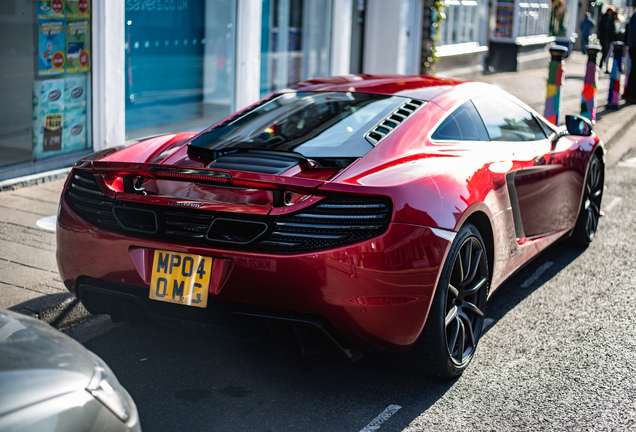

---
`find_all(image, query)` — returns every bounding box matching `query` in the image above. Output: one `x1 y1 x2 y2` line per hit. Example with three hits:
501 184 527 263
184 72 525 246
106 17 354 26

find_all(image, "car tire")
570 153 604 247
386 223 489 379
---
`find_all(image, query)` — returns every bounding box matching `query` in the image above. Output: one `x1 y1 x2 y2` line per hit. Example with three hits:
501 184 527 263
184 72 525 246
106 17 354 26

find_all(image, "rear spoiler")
72 161 326 211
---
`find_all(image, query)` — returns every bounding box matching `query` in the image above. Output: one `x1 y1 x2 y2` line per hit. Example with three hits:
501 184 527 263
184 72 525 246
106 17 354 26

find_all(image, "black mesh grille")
67 171 120 230
261 198 391 251
66 171 392 252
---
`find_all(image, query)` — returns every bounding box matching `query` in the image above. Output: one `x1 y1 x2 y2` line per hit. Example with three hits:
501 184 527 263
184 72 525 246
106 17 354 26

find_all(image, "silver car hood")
0 310 94 417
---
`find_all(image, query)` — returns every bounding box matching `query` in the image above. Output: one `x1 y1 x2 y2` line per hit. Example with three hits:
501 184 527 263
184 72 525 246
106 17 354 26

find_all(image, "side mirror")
565 114 593 136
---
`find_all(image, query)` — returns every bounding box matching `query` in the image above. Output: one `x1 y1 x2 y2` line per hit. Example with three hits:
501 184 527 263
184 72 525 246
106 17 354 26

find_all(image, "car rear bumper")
57 196 452 352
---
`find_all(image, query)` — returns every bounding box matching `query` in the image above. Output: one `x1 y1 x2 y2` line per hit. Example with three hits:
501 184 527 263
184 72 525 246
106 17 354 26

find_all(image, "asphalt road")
64 124 636 432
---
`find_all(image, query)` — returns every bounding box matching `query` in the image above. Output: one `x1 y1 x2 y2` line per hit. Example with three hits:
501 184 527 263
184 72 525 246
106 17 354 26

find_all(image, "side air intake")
365 99 424 145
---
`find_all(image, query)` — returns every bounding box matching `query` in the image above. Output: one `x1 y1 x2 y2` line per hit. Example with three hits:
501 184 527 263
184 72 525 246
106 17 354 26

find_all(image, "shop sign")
126 0 191 12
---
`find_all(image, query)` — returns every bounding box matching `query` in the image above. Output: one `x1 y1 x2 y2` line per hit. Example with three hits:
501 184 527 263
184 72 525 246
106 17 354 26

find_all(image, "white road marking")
617 156 636 167
520 261 554 288
36 215 57 231
360 405 402 432
603 197 623 213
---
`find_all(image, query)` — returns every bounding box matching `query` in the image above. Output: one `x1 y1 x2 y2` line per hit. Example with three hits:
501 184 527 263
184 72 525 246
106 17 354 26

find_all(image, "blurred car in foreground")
56 75 604 378
0 309 140 432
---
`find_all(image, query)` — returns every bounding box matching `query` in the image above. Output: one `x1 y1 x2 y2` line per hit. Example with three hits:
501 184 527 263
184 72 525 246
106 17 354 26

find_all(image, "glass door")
260 0 332 97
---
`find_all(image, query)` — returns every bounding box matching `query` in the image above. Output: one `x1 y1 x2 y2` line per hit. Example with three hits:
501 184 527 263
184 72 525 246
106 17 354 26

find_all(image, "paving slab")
0 194 59 216
0 282 46 309
25 279 67 295
0 238 50 262
0 264 57 289
10 249 59 273
0 260 18 272
8 180 66 203
0 221 56 252
0 207 48 230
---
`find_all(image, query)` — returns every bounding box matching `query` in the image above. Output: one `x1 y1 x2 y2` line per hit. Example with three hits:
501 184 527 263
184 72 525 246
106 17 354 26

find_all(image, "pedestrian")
580 13 595 54
599 7 615 72
625 10 636 103
604 9 620 73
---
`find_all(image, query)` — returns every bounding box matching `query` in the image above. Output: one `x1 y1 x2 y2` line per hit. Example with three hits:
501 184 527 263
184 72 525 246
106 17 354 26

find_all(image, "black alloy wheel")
385 223 489 378
571 153 604 247
444 235 488 368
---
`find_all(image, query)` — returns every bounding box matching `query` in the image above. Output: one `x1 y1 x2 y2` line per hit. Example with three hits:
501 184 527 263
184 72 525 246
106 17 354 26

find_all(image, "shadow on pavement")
10 293 92 330
76 242 587 432
483 241 586 335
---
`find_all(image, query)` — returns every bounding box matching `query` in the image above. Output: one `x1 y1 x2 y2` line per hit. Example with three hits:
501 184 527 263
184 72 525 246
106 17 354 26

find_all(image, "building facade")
0 0 625 181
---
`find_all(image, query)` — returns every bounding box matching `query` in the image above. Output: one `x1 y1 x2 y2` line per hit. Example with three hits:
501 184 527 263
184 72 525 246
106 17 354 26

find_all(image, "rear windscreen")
188 92 408 158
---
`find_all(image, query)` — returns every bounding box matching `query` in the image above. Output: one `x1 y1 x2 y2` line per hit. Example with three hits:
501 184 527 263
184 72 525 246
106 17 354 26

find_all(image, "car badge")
168 201 203 208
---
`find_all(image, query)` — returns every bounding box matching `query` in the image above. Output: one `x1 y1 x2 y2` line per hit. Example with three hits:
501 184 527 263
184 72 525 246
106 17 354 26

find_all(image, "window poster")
66 20 90 73
43 113 64 152
33 75 87 158
65 0 90 18
39 19 66 75
33 0 91 159
33 78 65 158
64 74 87 111
38 0 65 18
63 75 88 152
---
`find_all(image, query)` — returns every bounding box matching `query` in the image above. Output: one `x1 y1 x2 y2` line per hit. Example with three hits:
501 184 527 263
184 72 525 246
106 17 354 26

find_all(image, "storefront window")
260 0 332 97
0 0 91 169
549 0 577 39
124 0 236 140
518 0 550 37
438 0 479 46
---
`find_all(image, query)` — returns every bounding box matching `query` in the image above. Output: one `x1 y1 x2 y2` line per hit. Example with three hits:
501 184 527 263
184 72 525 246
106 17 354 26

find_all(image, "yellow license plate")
149 250 212 308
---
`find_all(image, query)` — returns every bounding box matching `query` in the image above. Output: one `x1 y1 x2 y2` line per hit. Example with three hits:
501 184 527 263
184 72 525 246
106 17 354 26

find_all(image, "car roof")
284 74 469 101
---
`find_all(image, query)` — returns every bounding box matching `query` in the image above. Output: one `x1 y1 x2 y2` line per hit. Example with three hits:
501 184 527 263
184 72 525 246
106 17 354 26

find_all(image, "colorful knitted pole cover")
581 45 601 122
544 46 567 125
608 41 625 108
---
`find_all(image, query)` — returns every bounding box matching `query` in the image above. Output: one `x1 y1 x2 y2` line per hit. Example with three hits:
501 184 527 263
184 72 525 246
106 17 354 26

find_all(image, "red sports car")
57 75 603 378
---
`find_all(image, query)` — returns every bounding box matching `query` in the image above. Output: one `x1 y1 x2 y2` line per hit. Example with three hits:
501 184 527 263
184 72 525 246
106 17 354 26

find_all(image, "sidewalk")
2 56 636 330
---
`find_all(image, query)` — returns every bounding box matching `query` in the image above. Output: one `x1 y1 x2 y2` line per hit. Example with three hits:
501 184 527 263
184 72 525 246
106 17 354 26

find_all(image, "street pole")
544 45 568 125
581 45 601 122
608 41 625 108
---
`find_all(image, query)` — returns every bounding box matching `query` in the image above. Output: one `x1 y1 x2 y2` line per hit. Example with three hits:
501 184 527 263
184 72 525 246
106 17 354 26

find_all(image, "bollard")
624 48 631 95
608 41 625 108
544 45 568 125
581 45 601 122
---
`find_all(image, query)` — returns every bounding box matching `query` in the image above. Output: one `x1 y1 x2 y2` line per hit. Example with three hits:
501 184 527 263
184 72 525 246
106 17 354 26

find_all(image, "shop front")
0 0 351 183
0 0 93 181
124 0 237 140
488 0 556 72
433 0 489 79
123 0 344 142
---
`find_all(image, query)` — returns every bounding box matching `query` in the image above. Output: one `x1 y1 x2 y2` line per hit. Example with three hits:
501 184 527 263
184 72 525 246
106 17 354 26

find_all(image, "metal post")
544 45 568 125
581 45 601 122
608 41 625 108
